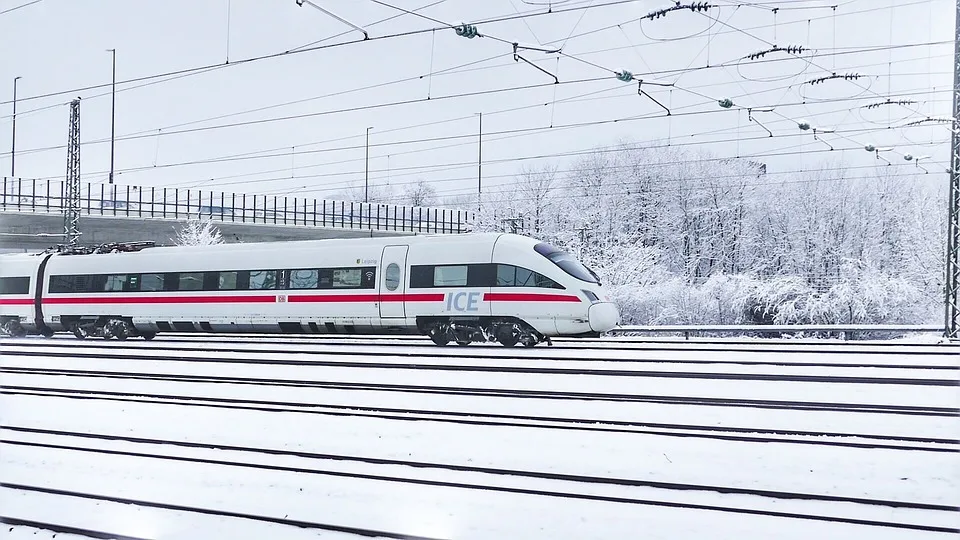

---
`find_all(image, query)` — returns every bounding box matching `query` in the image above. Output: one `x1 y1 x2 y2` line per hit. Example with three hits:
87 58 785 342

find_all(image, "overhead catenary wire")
2 41 948 162
23 80 949 191
0 0 650 108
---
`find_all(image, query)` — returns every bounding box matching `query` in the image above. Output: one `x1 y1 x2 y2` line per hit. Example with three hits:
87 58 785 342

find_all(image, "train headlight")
581 289 600 303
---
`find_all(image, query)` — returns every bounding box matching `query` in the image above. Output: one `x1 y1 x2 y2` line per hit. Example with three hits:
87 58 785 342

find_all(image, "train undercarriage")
3 314 554 347
417 316 552 347
60 316 155 341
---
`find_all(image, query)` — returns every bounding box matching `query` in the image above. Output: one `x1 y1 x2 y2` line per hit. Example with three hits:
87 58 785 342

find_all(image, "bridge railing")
1 177 475 234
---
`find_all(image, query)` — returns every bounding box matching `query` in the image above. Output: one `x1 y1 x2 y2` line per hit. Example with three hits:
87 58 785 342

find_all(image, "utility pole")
364 126 373 203
11 76 20 178
107 48 116 184
945 0 960 339
477 112 482 213
64 99 82 246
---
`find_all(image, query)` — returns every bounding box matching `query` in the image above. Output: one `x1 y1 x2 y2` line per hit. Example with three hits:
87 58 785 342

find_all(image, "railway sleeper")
417 316 551 347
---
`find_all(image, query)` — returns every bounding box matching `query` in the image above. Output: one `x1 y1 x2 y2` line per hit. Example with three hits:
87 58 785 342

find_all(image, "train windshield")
533 242 600 284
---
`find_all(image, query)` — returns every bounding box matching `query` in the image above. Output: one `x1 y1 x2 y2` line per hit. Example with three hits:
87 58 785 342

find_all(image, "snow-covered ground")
1 335 957 539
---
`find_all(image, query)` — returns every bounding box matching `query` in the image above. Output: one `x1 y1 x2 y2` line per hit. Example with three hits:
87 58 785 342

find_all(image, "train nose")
588 302 619 333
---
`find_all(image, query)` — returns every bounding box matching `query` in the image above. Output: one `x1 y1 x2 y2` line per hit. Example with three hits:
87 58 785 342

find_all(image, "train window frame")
0 276 30 295
178 272 204 291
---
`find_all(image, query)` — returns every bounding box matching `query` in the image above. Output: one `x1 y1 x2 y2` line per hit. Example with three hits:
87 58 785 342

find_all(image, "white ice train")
0 232 620 346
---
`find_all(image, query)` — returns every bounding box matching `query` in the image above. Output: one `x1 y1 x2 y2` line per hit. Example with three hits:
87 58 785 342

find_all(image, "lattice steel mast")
64 98 81 246
946 0 960 339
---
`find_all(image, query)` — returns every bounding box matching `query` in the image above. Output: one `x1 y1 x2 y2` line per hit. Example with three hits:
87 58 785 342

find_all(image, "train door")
379 245 409 319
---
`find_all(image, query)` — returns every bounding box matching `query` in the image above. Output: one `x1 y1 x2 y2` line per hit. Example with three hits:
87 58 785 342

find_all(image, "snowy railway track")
0 484 443 540
6 338 959 370
3 348 958 384
142 332 957 354
1 429 957 534
3 366 957 416
4 386 956 452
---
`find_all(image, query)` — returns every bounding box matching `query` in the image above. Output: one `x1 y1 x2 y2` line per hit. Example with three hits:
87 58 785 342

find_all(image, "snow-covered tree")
173 218 225 246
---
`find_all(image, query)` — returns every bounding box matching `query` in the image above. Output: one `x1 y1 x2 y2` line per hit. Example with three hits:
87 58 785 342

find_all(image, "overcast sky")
0 0 953 206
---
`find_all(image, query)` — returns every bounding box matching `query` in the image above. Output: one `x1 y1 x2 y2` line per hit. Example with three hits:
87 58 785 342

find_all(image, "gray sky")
0 0 953 206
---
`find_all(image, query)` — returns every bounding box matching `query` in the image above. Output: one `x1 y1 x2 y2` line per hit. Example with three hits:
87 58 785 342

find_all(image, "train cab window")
249 270 278 290
434 265 467 287
179 272 204 291
141 274 164 292
289 269 318 289
533 242 600 284
384 264 400 291
0 276 29 295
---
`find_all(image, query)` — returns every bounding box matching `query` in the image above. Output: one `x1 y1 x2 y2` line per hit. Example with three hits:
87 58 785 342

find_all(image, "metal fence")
1 177 475 234
608 324 947 340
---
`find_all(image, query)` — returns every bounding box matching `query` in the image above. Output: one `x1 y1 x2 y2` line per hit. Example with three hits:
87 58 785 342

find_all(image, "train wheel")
39 326 55 338
496 327 519 347
140 331 156 341
71 323 88 340
456 340 470 346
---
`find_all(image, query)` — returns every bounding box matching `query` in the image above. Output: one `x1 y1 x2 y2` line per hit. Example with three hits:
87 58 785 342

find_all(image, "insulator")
797 121 810 130
616 70 634 82
718 98 733 108
904 154 913 161
865 144 876 152
455 24 479 38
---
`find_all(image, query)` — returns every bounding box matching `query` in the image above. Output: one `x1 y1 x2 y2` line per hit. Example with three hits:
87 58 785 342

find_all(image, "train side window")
515 267 536 287
0 276 29 295
332 268 361 288
249 270 278 290
495 264 565 289
534 273 563 289
434 265 467 287
48 276 71 293
83 275 107 293
179 272 204 291
163 273 180 292
496 265 516 286
141 274 164 292
219 271 239 290
289 269 318 289
467 264 495 287
410 266 434 288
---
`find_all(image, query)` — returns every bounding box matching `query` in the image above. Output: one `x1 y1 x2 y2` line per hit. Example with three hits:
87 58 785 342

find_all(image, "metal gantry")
64 98 81 246
946 0 960 339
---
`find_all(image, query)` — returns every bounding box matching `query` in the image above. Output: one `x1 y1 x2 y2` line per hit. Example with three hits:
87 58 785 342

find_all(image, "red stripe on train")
33 292 578 304
44 295 277 304
0 298 33 306
483 292 582 303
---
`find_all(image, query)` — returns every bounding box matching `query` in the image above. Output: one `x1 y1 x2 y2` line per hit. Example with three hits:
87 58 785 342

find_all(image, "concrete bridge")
1 177 474 252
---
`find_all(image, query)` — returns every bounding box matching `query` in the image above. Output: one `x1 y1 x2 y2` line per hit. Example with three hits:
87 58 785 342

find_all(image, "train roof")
37 231 544 259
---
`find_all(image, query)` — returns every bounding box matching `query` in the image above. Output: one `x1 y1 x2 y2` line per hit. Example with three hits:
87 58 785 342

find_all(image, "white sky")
0 0 954 205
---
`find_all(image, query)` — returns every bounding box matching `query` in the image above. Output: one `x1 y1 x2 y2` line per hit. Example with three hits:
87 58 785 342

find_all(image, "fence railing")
1 177 475 234
608 324 946 340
